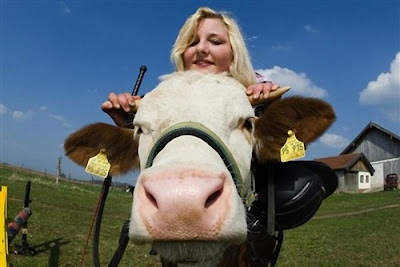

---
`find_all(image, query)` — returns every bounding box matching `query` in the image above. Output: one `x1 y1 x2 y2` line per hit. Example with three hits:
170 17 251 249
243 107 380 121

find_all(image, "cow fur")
64 71 335 266
64 94 335 175
65 123 139 176
254 96 336 162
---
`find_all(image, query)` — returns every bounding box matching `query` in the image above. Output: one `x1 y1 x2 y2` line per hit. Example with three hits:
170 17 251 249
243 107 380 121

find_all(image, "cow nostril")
146 191 158 209
205 187 223 209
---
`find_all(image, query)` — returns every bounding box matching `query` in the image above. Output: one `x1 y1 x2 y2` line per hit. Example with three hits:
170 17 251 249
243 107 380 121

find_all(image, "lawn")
2 164 400 266
279 191 400 266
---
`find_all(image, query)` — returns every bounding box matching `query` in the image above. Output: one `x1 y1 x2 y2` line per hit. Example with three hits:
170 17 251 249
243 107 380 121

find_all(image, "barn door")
358 171 371 190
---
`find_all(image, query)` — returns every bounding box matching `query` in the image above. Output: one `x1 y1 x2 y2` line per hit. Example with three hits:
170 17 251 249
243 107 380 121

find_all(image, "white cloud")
271 44 291 51
59 0 72 15
1 104 34 120
12 110 33 121
359 52 400 121
256 66 328 98
320 133 350 148
2 104 72 127
49 113 71 128
88 88 99 94
304 25 318 33
246 36 259 41
58 0 72 15
63 7 71 14
0 104 8 115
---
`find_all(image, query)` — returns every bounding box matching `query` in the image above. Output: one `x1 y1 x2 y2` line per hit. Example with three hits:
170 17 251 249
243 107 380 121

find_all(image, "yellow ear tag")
85 149 111 178
280 130 306 162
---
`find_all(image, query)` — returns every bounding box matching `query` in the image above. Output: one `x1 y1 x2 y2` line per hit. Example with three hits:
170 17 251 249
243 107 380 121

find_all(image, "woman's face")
183 18 233 74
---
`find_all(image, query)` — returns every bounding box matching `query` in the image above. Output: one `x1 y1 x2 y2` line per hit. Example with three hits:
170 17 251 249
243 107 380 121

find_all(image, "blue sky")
1 0 399 185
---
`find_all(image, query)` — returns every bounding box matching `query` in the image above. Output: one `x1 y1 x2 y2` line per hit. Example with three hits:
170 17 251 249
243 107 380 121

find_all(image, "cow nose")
143 175 224 211
136 170 231 240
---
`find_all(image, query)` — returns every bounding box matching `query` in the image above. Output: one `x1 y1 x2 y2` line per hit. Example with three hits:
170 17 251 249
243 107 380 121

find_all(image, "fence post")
56 157 62 185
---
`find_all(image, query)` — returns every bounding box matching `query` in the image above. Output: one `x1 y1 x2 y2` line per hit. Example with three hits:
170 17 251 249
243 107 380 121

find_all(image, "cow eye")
134 123 153 137
134 126 143 138
242 117 255 133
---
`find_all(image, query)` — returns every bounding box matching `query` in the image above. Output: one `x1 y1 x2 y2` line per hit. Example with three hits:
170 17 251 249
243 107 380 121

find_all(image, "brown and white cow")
64 71 335 266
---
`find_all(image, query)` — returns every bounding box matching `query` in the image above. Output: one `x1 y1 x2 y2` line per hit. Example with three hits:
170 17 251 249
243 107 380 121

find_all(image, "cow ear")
254 96 336 162
64 122 139 176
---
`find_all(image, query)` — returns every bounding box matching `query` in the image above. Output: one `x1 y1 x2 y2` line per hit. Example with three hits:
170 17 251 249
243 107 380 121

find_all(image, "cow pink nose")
144 176 224 210
137 170 231 240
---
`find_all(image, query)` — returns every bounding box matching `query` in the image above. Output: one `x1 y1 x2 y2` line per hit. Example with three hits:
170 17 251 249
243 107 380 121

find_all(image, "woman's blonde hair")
171 7 256 87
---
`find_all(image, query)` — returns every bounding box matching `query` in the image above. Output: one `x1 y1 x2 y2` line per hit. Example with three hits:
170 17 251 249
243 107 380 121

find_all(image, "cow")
64 71 336 266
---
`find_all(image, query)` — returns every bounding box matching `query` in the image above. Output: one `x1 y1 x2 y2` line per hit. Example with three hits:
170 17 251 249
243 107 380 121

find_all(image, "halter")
145 121 256 208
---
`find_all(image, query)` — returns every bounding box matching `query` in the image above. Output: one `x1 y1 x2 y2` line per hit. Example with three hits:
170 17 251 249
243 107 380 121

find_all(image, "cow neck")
145 121 255 208
160 242 276 267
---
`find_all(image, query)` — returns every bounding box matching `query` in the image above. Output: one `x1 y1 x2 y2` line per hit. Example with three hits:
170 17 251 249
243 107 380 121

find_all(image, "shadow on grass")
31 238 70 266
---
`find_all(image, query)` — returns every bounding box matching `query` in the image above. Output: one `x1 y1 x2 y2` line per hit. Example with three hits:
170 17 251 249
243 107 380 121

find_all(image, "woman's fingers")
247 83 280 99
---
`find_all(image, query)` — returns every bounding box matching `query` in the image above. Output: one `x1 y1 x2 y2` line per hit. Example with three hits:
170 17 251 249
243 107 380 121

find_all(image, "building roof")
314 153 375 174
341 122 400 155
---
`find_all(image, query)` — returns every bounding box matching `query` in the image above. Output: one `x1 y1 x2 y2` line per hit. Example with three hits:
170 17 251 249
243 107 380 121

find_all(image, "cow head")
64 71 335 265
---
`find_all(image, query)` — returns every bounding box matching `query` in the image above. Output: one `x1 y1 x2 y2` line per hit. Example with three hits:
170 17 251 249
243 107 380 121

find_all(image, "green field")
2 165 400 266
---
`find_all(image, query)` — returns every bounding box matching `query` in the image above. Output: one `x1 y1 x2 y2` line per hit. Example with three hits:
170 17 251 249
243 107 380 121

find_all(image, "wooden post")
56 157 62 185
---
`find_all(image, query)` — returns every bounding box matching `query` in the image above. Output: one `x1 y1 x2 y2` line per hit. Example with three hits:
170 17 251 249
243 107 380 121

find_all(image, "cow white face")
64 70 336 266
130 71 255 263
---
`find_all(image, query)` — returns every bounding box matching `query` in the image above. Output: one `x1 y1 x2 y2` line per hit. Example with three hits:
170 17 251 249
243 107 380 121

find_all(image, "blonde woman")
102 7 279 126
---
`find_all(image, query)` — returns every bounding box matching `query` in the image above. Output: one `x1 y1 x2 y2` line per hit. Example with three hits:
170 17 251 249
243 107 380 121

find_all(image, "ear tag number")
280 130 305 162
85 149 111 178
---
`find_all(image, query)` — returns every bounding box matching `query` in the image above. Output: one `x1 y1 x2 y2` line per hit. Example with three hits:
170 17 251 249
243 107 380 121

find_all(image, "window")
360 175 364 183
366 175 369 183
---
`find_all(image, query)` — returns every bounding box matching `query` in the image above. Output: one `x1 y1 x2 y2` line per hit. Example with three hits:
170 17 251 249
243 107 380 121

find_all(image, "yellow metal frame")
0 186 8 267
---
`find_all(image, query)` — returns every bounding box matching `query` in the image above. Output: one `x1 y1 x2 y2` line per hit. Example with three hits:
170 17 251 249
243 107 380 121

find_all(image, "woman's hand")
246 82 280 100
102 92 141 127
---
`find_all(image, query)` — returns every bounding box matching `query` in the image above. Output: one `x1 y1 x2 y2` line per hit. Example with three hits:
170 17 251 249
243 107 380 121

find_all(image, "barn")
316 122 400 192
315 153 375 192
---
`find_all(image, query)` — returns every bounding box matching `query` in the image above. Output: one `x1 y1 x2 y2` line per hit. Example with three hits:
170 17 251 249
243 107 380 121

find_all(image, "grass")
2 164 400 266
2 165 160 267
279 191 400 266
